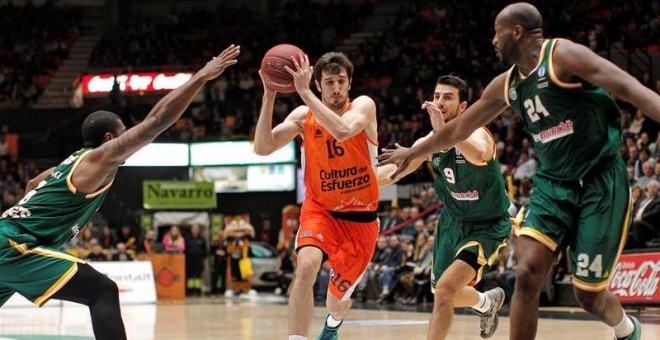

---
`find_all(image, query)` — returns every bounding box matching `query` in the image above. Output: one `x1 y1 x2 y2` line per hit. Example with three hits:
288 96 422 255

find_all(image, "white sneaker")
474 287 505 338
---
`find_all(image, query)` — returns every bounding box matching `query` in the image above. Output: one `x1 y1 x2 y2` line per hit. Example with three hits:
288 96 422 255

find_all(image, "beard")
327 96 347 111
497 40 517 67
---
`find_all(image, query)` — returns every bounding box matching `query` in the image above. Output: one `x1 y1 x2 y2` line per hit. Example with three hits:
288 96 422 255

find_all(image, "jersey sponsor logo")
531 120 574 144
319 166 371 193
449 190 480 201
71 224 80 238
0 206 31 219
537 66 549 89
454 149 465 164
62 154 79 165
314 129 323 138
509 88 518 101
332 197 378 211
50 171 65 180
537 66 546 78
299 231 313 238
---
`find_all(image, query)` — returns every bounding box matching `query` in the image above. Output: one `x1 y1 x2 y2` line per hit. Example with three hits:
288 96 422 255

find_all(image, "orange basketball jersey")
301 102 379 213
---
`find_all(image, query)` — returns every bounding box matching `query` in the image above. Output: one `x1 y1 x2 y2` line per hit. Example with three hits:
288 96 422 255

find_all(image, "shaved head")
496 2 543 32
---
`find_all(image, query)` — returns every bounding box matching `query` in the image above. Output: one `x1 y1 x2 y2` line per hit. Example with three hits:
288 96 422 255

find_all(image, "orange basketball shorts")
296 199 379 300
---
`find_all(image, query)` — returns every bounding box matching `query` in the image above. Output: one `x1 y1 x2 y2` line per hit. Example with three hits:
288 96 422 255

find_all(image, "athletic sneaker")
317 314 342 340
617 316 641 340
474 287 506 339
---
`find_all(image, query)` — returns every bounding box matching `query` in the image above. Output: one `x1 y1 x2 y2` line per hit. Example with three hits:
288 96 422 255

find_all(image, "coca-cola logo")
609 260 660 298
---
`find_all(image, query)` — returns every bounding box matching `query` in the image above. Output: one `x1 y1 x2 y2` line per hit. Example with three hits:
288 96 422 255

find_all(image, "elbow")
333 127 352 142
253 144 273 156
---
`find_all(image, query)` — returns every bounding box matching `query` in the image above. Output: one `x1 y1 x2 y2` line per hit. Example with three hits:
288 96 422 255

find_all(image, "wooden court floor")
0 296 659 339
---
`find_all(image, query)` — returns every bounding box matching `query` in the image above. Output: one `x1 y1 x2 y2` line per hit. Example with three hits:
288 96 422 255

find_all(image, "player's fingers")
291 55 301 70
218 44 239 59
284 66 295 76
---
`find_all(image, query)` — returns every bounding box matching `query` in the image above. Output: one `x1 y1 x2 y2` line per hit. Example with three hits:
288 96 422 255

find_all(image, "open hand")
284 52 313 93
422 101 444 131
376 143 414 179
199 44 241 81
258 69 277 96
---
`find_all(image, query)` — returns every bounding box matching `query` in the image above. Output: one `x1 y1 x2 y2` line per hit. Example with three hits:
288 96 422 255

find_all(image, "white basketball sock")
288 336 307 340
613 311 634 338
471 291 492 313
326 314 342 328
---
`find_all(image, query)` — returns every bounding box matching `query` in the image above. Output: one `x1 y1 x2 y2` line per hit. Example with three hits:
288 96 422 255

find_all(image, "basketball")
261 44 305 93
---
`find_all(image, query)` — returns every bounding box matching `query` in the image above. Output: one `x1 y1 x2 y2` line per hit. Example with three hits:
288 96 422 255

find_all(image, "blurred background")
0 0 658 306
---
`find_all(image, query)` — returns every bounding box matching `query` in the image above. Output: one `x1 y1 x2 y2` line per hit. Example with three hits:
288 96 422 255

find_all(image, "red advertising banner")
608 252 660 304
81 72 193 95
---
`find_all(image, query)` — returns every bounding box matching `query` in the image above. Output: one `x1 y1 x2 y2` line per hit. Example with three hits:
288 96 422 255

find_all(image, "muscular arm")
377 133 434 187
408 73 509 160
455 128 496 165
553 40 660 122
253 92 306 155
297 93 376 142
25 167 54 192
73 45 240 193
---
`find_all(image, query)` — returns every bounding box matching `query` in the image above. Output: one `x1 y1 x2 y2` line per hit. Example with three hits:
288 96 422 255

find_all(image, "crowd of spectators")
0 1 81 107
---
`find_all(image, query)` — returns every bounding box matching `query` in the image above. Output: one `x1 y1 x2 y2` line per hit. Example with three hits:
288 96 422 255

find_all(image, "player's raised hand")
285 52 313 93
258 69 277 96
376 144 414 179
422 101 445 131
199 44 241 81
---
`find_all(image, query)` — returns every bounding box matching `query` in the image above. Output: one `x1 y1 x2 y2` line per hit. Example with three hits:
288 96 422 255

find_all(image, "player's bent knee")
97 274 119 298
573 289 603 311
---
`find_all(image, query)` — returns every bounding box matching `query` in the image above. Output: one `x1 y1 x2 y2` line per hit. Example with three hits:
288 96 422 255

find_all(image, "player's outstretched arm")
75 45 240 192
553 40 660 122
25 167 55 192
377 73 508 178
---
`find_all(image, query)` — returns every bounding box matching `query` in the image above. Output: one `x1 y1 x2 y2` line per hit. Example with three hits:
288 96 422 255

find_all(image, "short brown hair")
313 52 353 82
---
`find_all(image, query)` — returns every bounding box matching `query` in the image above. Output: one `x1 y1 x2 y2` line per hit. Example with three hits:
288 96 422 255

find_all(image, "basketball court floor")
0 295 658 339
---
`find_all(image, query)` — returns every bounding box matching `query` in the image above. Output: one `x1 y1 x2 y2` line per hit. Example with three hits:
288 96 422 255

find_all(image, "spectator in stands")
513 152 537 180
99 225 117 249
87 241 108 262
111 242 133 261
185 224 207 295
135 229 157 259
0 133 9 162
163 225 185 253
637 160 658 189
628 145 642 180
116 225 137 250
209 229 227 295
380 206 402 232
631 180 660 247
378 235 403 299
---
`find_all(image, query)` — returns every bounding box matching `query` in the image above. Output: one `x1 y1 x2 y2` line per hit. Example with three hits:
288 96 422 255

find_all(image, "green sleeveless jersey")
504 39 622 181
430 130 510 221
0 149 111 247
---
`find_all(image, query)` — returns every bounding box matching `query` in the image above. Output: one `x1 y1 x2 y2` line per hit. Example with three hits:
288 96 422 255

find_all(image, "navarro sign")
608 252 660 304
143 180 216 209
81 72 194 95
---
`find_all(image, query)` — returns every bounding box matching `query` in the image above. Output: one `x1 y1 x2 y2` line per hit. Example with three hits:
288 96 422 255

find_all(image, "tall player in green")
378 3 660 340
380 75 510 339
0 45 240 340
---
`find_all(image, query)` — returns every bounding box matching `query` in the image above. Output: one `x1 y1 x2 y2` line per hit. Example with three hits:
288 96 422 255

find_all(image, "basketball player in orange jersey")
255 52 386 340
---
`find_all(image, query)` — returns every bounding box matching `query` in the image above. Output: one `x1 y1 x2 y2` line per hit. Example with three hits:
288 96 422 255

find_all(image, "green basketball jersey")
430 131 510 221
504 39 622 181
0 149 111 247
